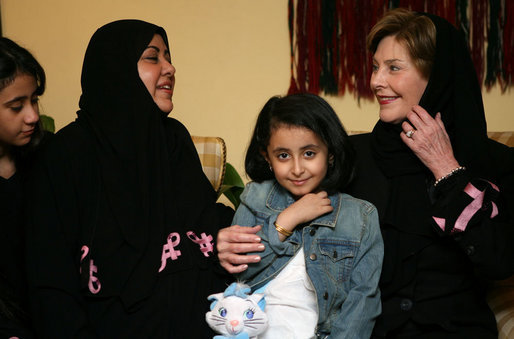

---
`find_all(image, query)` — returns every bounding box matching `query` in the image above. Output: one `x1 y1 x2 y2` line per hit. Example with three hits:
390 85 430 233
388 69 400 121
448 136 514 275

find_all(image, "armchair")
191 136 226 194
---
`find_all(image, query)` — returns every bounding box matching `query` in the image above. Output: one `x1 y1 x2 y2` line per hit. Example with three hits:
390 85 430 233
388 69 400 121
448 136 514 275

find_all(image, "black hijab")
75 20 224 309
365 13 514 333
369 12 504 237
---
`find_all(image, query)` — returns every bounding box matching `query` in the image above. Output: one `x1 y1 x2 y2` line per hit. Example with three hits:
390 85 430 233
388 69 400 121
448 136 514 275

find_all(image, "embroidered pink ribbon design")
433 182 499 234
88 260 101 294
158 232 182 272
187 231 214 257
80 245 101 294
80 246 88 274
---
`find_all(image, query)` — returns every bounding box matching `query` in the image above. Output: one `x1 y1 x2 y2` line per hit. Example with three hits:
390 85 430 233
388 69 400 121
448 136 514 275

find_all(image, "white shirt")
259 248 318 339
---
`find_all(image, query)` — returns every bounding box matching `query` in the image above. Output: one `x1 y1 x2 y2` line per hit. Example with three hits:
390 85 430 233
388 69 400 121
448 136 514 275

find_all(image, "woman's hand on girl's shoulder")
217 225 264 274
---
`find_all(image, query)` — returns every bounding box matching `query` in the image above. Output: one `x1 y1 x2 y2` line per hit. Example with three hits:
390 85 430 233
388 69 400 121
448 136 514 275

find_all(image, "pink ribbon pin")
433 182 499 233
187 231 214 257
80 245 101 294
158 232 182 272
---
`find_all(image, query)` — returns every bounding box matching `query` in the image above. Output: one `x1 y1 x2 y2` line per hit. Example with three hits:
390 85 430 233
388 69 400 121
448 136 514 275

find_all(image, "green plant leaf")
220 185 244 209
220 162 244 208
40 114 55 133
223 163 244 188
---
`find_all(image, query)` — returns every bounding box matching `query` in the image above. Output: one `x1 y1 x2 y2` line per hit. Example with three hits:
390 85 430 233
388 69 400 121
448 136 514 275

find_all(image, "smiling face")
137 34 176 113
263 125 329 200
370 35 428 124
0 73 40 150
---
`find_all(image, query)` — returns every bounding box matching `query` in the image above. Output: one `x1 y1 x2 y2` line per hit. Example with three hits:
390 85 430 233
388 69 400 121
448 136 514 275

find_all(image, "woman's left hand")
401 105 460 179
217 225 264 274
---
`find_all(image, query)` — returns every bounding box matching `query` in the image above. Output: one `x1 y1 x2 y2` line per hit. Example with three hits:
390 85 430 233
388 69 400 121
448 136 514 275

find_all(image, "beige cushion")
191 136 226 193
488 131 514 147
488 277 514 339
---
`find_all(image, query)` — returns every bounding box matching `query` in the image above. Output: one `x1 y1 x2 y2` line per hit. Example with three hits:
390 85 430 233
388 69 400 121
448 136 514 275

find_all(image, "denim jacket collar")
265 181 341 229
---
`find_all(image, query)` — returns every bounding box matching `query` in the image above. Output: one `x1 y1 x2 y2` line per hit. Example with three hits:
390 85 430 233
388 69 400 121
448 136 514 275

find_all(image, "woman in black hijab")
347 8 514 338
218 8 514 338
26 20 233 338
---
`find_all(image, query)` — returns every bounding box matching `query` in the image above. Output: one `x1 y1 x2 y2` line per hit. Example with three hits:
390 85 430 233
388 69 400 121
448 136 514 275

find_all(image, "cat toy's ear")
224 282 251 298
249 293 266 311
251 283 268 311
207 292 224 310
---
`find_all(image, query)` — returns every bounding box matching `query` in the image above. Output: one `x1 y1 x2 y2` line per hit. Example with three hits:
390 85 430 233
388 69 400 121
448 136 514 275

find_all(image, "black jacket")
349 133 514 338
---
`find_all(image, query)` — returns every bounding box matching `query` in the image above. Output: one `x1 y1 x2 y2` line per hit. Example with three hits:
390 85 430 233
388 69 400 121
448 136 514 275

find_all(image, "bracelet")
434 166 466 187
274 222 293 237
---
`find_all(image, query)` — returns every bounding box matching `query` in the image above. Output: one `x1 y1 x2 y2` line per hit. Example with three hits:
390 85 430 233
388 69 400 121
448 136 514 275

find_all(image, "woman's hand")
400 105 460 179
217 225 264 274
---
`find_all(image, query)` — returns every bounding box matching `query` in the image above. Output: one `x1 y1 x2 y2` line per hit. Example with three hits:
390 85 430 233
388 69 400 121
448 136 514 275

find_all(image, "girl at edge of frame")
0 36 47 339
229 93 383 338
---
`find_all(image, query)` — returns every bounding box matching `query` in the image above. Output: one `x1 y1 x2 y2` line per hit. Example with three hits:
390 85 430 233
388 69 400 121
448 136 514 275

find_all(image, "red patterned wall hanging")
287 0 513 100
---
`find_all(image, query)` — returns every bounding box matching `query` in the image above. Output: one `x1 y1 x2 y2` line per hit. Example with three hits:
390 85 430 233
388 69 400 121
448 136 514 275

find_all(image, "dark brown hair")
245 93 355 194
0 37 46 166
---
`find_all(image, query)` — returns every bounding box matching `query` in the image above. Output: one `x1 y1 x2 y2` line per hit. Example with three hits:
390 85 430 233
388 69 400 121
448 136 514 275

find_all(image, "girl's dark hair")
245 93 355 194
0 37 46 165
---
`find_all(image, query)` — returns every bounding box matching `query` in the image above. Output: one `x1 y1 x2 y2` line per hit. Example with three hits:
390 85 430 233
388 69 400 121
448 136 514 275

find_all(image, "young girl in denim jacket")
233 93 384 338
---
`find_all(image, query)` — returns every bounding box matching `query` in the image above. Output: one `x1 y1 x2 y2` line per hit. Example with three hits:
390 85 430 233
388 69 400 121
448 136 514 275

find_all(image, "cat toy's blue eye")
218 307 227 317
244 309 254 319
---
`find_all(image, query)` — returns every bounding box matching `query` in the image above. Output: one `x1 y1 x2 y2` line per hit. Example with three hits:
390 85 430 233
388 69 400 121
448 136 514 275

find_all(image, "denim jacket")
234 180 383 339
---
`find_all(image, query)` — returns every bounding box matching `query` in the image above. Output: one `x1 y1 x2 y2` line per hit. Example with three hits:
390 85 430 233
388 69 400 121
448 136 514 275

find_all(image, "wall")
2 0 513 178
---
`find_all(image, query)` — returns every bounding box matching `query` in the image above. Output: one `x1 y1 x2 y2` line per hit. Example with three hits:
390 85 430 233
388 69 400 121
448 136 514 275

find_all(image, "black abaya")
348 12 514 338
25 20 233 338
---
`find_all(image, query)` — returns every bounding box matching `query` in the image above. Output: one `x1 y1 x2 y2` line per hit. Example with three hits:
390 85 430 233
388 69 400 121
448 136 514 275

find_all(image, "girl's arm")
329 207 383 339
221 188 333 277
232 197 302 283
275 191 333 241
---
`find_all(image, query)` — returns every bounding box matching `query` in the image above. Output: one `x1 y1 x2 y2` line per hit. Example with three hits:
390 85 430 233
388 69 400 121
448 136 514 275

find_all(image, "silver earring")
269 164 273 172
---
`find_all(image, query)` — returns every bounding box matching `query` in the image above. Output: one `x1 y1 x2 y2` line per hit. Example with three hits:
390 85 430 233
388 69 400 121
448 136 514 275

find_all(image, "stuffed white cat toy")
206 282 268 339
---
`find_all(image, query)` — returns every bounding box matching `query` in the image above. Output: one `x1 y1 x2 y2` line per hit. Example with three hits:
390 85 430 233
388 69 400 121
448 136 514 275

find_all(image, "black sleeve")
165 119 234 276
167 118 234 229
25 134 99 339
430 160 514 280
0 317 34 339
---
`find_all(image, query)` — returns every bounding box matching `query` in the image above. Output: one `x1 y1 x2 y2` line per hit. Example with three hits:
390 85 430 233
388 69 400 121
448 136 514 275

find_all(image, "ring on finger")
406 130 415 138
